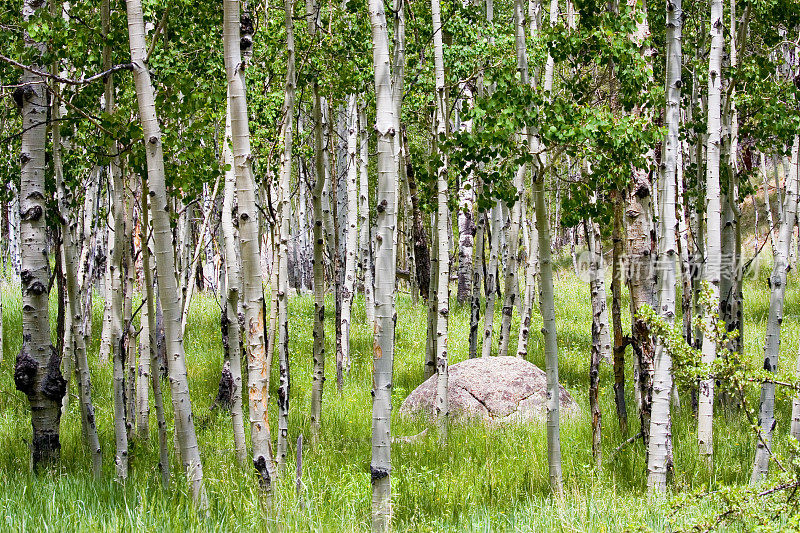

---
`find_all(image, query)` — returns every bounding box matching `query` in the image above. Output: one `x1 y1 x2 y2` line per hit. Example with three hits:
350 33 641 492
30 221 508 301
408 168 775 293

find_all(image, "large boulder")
400 356 577 424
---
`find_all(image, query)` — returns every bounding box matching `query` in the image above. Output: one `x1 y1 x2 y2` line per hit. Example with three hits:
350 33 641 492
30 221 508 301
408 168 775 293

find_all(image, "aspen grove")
2 0 800 529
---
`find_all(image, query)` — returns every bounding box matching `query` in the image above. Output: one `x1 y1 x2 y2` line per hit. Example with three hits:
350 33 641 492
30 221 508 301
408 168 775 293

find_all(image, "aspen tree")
54 89 102 479
141 178 171 488
752 140 799 485
126 0 208 506
431 0 450 438
698 0 722 466
276 0 296 472
367 0 400 525
647 0 682 492
536 0 563 493
221 111 247 466
15 0 67 469
309 0 327 441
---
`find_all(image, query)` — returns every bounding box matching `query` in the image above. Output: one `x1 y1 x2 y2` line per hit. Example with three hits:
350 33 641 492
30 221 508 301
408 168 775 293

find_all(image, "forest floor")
0 256 798 531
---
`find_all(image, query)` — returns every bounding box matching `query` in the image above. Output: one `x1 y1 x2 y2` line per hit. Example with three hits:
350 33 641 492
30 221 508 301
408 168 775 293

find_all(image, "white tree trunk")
126 0 207 505
55 90 102 479
647 0 682 492
222 110 247 466
359 104 375 325
276 0 296 473
482 204 502 358
431 0 450 439
751 140 799 485
367 0 400 526
339 94 359 377
697 0 722 466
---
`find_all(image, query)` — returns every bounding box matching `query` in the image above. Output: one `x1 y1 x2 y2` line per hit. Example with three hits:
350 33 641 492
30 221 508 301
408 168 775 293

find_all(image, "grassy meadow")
0 256 798 531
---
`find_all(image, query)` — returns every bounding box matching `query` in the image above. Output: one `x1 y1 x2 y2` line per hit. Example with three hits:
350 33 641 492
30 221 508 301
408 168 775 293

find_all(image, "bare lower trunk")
751 140 799 485
647 0 681 492
339 95 359 379
697 0 722 466
431 0 449 440
222 110 247 466
586 217 610 467
367 0 400 527
359 105 375 325
482 204 502 358
469 210 485 359
276 0 296 473
611 192 628 435
55 92 102 479
534 166 563 493
627 171 656 449
127 0 207 505
141 177 171 488
310 79 326 440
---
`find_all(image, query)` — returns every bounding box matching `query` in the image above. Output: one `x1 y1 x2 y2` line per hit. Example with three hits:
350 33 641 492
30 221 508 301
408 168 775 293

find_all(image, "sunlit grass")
0 259 797 531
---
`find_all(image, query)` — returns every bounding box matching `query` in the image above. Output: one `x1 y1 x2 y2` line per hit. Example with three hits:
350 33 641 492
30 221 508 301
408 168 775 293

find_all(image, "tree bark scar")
370 465 390 481
14 348 38 396
42 346 67 403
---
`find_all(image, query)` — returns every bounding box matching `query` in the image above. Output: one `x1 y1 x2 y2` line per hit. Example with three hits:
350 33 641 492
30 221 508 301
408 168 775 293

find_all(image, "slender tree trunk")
275 0 296 473
102 2 128 480
469 210 485 359
751 140 799 485
221 110 247 466
367 0 400 526
55 90 102 479
359 105 375 325
533 167 563 493
697 0 722 466
339 95 359 379
310 76 327 440
431 0 450 439
517 208 538 359
585 216 610 467
141 178 171 487
402 128 430 300
482 205 502 358
611 191 628 434
647 0 681 492
126 0 207 505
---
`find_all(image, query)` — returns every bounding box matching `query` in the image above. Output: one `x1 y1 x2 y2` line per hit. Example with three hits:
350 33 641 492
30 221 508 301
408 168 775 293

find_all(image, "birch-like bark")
276 0 296 473
140 179 171 488
339 94 359 378
359 105 375 325
482 204 502 358
792 335 800 439
222 111 247 466
102 1 129 474
367 0 400 526
534 0 563 492
55 94 102 479
751 140 799 485
431 0 450 439
469 210 485 359
647 0 681 492
697 0 722 466
586 215 610 466
14 7 63 460
307 0 326 440
126 0 207 505
516 206 538 359
534 167 563 493
223 0 274 489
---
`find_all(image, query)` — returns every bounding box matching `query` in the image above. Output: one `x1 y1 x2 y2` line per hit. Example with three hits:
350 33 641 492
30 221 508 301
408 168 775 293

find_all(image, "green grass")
0 262 798 531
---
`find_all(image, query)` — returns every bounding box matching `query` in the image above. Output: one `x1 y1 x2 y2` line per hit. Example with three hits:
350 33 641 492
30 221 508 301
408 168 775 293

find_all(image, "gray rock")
400 356 577 424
